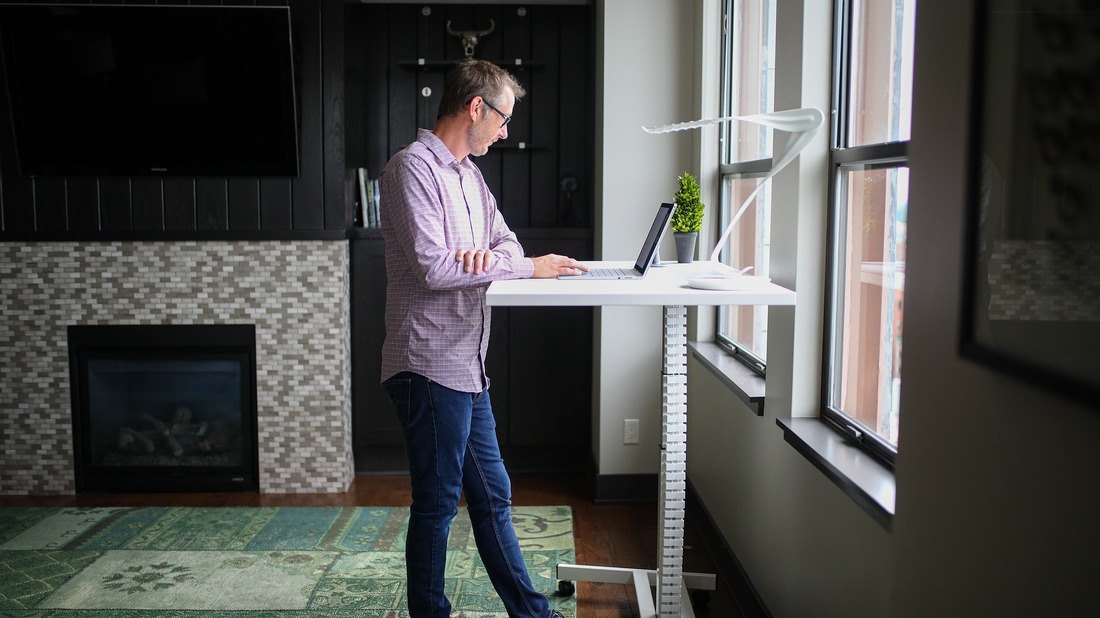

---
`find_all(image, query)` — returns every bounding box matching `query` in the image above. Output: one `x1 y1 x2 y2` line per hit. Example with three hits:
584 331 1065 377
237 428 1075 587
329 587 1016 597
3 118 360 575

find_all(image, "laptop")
560 202 676 280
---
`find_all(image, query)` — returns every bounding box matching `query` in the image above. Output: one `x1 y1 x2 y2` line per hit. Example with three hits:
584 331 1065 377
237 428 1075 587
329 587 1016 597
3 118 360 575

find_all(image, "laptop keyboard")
580 268 634 278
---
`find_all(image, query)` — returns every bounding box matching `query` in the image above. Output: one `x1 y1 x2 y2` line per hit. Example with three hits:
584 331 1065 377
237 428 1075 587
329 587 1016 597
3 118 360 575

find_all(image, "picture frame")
960 0 1100 408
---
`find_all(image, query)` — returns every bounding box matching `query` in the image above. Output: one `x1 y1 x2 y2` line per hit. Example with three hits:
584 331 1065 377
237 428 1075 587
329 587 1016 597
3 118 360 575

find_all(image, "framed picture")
961 0 1100 408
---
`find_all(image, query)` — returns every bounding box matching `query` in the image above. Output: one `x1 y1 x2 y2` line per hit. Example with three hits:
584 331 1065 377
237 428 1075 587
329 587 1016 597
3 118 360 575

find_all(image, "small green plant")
671 171 704 233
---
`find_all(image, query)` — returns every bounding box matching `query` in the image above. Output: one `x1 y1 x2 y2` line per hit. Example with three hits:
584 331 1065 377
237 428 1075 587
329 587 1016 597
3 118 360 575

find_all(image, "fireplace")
68 325 259 492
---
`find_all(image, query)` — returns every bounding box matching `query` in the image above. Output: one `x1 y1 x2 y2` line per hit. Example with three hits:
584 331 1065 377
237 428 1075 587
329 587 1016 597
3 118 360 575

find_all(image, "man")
378 59 586 618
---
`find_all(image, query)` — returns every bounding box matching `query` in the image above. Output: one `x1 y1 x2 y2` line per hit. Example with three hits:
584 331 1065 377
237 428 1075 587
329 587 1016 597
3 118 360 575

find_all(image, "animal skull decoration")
447 19 495 59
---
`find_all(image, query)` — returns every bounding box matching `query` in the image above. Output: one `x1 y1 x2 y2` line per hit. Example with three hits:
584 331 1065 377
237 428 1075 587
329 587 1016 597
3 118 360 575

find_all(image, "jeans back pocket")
382 375 413 428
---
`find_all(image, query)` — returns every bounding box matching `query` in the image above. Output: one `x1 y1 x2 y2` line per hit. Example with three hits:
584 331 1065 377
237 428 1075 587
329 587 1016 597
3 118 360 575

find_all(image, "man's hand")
531 254 589 278
455 249 495 274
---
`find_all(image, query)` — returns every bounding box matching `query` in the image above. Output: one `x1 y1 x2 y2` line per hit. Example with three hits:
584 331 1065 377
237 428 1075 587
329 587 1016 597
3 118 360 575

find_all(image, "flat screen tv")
0 3 299 177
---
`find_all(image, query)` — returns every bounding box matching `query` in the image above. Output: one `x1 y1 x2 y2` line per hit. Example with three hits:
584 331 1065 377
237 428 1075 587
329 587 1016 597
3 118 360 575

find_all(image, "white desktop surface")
486 261 795 307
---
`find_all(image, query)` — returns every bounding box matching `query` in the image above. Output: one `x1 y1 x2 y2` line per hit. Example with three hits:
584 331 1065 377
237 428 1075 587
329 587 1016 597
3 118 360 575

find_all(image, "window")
716 0 777 371
824 0 915 464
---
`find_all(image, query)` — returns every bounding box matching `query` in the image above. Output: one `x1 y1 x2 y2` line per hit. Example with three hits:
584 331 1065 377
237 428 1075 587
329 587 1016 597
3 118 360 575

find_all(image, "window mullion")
832 0 853 150
720 158 773 176
832 141 908 166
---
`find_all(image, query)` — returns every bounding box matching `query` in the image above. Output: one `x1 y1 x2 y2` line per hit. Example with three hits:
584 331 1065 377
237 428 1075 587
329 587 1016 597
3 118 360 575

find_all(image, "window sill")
776 417 895 531
689 341 765 416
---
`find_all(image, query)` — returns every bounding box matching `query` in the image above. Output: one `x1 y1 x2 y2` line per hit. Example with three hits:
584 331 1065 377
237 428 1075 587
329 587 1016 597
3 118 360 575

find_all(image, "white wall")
893 1 1100 613
594 0 697 474
688 363 895 616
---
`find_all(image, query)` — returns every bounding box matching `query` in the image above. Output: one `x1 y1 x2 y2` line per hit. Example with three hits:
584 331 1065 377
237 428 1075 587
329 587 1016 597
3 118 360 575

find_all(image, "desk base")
555 306 716 617
556 563 716 618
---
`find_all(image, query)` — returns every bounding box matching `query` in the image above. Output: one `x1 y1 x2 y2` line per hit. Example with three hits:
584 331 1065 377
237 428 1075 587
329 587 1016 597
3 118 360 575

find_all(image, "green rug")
0 506 576 617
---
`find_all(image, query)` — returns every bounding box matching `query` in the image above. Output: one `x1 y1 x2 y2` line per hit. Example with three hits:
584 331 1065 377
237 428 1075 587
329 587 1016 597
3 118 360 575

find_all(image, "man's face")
467 87 514 157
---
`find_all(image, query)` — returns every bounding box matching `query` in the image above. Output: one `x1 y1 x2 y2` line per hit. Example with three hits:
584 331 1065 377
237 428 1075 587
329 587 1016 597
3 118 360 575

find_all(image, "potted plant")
671 171 705 263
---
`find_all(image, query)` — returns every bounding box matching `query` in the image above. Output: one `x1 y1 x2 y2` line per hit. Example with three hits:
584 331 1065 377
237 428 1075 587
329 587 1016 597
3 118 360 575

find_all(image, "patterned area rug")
0 506 576 617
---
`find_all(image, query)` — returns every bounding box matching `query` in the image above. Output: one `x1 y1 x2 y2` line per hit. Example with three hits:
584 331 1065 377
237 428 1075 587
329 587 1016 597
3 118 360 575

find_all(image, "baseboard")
686 480 770 617
592 473 658 503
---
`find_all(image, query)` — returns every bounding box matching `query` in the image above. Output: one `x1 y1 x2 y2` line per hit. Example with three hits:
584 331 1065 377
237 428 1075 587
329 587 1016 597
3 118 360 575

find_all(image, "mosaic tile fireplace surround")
0 241 353 495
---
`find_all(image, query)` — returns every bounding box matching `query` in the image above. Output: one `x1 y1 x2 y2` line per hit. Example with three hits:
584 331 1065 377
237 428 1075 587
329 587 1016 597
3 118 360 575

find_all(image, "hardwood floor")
0 473 742 617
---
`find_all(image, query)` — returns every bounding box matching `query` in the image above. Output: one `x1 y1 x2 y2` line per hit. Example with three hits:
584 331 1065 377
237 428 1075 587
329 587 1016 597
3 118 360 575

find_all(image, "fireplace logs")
141 412 185 457
104 406 242 467
117 427 156 454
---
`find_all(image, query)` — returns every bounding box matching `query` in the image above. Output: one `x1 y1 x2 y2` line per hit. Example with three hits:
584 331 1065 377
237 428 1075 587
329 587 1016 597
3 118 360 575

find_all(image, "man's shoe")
548 611 565 618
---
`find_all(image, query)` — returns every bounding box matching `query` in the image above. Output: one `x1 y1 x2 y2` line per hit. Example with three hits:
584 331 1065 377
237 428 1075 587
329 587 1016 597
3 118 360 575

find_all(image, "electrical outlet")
624 418 640 444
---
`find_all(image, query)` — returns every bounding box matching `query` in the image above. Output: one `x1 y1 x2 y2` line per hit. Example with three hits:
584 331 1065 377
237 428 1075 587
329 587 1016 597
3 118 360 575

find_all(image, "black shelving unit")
346 2 596 474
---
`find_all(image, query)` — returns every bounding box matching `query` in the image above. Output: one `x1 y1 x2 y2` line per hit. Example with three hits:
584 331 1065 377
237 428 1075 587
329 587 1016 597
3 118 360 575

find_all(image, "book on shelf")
365 173 376 228
357 167 369 227
354 167 383 229
371 179 381 228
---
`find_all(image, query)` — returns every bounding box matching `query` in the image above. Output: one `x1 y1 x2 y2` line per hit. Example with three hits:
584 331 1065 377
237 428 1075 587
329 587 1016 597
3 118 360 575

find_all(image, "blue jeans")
383 372 552 618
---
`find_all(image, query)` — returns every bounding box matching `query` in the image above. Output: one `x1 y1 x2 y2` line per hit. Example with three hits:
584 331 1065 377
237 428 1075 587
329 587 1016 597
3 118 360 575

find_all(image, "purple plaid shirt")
379 129 535 393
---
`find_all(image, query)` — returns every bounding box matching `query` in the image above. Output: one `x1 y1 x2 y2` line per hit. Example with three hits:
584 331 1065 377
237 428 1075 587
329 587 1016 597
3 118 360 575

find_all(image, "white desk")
487 261 795 617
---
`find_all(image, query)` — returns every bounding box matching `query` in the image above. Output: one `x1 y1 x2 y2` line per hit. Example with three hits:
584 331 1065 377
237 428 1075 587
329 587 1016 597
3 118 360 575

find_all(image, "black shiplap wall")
350 3 593 231
0 0 348 239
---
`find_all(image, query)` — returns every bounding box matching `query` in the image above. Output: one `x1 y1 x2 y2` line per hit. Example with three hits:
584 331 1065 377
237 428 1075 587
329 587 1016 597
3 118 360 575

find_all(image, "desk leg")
659 305 689 615
555 305 714 617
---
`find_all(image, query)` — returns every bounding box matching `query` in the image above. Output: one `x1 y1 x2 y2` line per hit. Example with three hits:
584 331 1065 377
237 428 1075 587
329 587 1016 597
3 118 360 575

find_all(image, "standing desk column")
659 305 689 616
556 302 710 618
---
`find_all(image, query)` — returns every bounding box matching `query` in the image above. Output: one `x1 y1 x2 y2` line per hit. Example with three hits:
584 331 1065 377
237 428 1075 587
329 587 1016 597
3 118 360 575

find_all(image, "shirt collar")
417 128 467 169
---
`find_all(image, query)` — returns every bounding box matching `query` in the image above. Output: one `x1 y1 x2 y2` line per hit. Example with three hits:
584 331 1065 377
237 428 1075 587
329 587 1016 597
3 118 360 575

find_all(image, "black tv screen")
0 4 299 177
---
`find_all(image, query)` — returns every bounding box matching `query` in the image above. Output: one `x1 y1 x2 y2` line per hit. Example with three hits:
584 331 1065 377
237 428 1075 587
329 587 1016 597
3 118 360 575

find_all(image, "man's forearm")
419 250 534 290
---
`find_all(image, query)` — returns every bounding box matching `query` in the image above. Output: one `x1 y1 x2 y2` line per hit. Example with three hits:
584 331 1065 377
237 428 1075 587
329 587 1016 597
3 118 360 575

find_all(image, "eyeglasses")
481 98 512 128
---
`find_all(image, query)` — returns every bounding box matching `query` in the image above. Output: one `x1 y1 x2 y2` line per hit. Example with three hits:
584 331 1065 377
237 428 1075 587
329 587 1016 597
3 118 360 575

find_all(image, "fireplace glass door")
69 325 258 492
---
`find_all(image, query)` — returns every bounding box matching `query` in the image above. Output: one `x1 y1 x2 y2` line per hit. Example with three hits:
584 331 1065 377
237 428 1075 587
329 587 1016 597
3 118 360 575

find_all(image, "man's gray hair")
437 59 526 120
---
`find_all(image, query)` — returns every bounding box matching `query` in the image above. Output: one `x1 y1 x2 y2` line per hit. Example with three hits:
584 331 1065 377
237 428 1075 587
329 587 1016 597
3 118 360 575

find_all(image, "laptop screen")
633 202 677 274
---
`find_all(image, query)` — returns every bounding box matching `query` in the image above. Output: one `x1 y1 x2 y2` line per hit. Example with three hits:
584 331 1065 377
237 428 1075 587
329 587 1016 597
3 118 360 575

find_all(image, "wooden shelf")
491 142 544 151
514 228 592 240
398 59 544 71
350 227 383 239
351 227 589 241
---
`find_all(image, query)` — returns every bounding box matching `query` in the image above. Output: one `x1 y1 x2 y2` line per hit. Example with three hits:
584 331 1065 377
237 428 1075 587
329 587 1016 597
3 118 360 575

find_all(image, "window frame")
715 0 775 376
821 0 913 468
